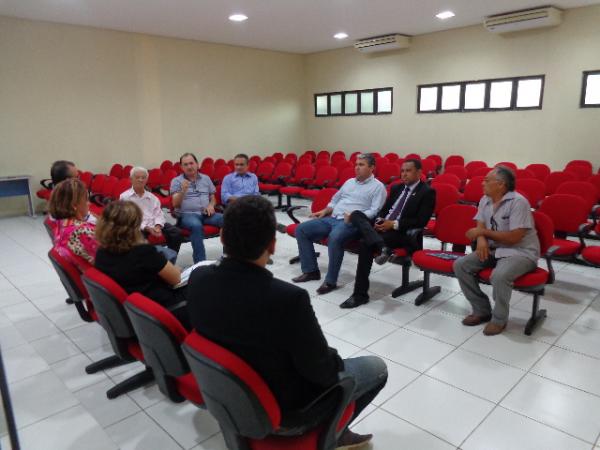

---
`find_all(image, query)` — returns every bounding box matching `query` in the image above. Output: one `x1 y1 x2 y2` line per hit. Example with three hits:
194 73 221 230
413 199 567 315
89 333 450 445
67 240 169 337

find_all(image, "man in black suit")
341 159 436 308
187 196 387 449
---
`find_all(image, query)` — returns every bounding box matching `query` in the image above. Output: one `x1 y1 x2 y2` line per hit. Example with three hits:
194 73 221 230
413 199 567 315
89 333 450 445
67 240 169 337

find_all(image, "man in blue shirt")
170 152 223 263
292 154 387 295
220 153 260 204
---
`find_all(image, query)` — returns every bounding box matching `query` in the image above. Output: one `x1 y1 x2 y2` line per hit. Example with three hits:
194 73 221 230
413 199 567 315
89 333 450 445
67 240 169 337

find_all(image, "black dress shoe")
340 296 369 309
292 271 321 283
316 282 338 295
374 247 392 265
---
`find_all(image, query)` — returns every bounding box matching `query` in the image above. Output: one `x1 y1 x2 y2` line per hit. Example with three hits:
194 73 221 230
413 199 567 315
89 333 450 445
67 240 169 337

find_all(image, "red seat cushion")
478 267 549 288
412 250 465 273
300 189 319 199
280 186 304 196
582 246 600 265
175 372 204 405
286 223 299 237
36 189 51 200
551 238 581 256
259 183 281 192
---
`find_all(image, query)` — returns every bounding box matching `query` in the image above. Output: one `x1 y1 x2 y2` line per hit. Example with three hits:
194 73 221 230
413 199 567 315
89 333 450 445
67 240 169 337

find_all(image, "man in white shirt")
292 154 387 295
120 167 183 255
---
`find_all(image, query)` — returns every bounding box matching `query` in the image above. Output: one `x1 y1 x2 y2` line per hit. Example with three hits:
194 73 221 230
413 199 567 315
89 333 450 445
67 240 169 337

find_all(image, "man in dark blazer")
341 159 436 308
187 196 387 449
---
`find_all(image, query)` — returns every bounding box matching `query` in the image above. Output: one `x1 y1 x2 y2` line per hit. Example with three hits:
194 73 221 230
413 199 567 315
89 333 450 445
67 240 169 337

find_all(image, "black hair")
357 153 376 167
222 196 276 261
493 166 516 191
234 153 249 162
179 152 198 164
50 160 75 185
403 158 422 171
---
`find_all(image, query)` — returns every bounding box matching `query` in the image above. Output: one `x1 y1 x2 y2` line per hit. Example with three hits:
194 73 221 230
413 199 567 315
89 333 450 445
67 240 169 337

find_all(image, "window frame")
313 87 393 117
580 70 600 108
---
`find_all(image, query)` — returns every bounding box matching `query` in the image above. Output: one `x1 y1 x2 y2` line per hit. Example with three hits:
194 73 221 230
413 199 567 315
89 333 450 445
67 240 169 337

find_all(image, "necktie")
387 187 410 221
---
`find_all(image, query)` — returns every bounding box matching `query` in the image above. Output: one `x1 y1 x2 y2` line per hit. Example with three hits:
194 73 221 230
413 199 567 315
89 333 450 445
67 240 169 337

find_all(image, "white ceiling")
1 0 600 54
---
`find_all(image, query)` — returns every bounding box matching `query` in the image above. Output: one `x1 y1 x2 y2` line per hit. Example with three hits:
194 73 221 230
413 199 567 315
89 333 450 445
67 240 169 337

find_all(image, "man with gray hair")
292 154 387 295
120 166 183 255
454 166 540 336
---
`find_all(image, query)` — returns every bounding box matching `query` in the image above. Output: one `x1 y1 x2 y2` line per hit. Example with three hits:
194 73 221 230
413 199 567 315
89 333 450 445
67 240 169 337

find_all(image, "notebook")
174 260 216 288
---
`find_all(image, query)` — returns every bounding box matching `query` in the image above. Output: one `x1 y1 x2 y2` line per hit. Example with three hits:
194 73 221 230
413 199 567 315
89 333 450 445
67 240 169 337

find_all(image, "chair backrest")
538 194 589 233
444 165 468 181
472 166 492 178
565 160 593 180
555 181 598 212
79 171 94 188
101 176 119 198
420 158 437 178
161 169 178 188
272 161 293 179
90 174 107 195
125 293 191 380
495 162 517 172
462 176 484 203
431 173 461 190
444 155 464 168
375 163 400 184
465 161 488 179
311 188 338 213
515 169 535 180
182 331 281 439
316 150 330 161
293 163 316 183
516 178 546 208
160 160 173 172
337 167 355 187
256 162 275 180
113 178 132 199
384 152 399 163
434 204 477 245
202 157 214 166
214 158 227 167
147 168 163 189
109 164 123 179
424 154 442 169
524 163 551 182
404 153 421 161
213 165 232 184
313 165 338 187
272 152 284 162
587 174 600 201
544 171 577 195
532 211 554 256
82 268 136 358
284 153 298 164
431 183 461 215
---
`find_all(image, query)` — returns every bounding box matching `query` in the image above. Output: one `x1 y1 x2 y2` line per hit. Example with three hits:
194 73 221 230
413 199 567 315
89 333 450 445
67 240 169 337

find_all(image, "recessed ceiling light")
334 32 349 40
436 11 455 20
229 14 248 22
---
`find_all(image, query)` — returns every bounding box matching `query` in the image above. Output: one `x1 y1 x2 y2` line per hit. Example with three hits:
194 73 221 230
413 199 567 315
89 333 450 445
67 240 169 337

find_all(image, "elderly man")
220 153 259 204
120 166 183 254
170 153 223 263
292 154 387 295
454 166 540 336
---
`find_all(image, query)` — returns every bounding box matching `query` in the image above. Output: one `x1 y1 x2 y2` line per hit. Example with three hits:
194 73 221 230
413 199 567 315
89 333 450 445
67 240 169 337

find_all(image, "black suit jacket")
187 258 343 413
378 181 436 233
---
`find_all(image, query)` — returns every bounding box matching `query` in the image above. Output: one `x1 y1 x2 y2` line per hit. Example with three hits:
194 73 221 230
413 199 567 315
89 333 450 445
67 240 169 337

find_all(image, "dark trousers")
144 223 183 253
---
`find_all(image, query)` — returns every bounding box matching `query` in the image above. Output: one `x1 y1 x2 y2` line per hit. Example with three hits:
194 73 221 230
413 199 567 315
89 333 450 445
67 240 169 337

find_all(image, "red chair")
412 204 477 305
384 152 399 163
565 160 593 180
304 150 317 160
201 157 214 166
587 174 600 202
124 294 203 405
255 161 275 182
336 167 356 188
475 211 557 335
173 162 183 174
516 178 546 209
515 169 535 180
300 166 339 199
249 160 258 173
280 164 317 209
227 159 235 171
284 153 298 164
89 174 107 197
261 162 294 209
555 181 599 213
109 164 123 179
79 171 93 188
472 166 492 178
424 154 443 172
465 161 488 179
460 176 484 205
444 155 464 168
316 150 330 161
298 154 314 165
581 246 600 267
214 158 227 168
444 166 468 188
250 155 262 165
525 164 551 182
147 168 164 191
160 160 173 172
90 175 118 206
315 158 331 169
199 163 214 179
404 153 421 161
421 159 437 179
538 194 590 261
272 152 284 163
212 165 232 185
182 331 355 450
544 171 577 195
495 162 518 172
430 173 461 191
374 163 400 185
122 165 133 179
331 151 346 166
82 268 154 399
426 183 462 235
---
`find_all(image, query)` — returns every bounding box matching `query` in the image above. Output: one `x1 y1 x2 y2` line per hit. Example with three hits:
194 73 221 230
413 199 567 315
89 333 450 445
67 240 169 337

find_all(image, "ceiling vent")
354 34 411 53
484 6 563 33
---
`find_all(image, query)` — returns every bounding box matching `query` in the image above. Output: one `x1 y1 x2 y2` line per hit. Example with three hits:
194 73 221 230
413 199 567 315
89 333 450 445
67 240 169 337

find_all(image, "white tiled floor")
1 205 600 449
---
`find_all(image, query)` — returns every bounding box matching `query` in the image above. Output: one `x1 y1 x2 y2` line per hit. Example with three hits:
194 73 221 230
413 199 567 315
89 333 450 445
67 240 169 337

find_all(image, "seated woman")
94 200 189 327
49 178 98 270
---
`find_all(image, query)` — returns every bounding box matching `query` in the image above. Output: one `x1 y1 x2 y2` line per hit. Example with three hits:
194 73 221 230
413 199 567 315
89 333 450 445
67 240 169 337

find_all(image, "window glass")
516 78 542 108
344 92 358 114
441 84 461 110
330 94 342 114
584 73 600 105
377 90 392 113
315 95 328 115
419 86 438 111
489 81 513 108
360 91 374 113
464 82 486 109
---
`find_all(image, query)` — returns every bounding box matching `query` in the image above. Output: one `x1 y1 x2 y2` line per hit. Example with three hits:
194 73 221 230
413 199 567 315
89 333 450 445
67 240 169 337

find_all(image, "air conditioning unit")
354 34 411 53
484 6 563 33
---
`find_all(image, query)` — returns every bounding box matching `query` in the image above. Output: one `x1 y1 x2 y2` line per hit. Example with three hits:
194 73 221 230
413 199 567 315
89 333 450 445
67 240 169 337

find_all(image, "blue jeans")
341 356 388 425
295 217 359 285
155 246 178 264
179 212 224 263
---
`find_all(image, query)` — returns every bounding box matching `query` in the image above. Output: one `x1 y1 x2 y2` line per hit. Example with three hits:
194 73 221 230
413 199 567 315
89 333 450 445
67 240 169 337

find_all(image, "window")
581 70 600 107
313 88 393 116
417 75 544 113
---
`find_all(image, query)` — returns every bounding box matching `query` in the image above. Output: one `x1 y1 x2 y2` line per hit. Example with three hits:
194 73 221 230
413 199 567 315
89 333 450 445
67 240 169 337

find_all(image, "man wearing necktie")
341 159 436 308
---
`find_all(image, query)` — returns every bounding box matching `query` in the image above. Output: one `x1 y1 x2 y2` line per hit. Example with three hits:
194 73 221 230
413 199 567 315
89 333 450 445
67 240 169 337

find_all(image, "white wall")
305 6 600 169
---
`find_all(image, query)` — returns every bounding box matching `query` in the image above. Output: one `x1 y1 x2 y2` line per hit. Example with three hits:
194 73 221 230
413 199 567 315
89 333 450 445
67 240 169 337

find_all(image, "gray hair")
130 166 149 178
493 166 515 191
357 153 376 167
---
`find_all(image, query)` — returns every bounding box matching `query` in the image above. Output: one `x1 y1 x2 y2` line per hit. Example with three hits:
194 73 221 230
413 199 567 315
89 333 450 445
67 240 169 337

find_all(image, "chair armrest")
89 194 106 206
286 206 307 224
157 187 170 197
316 375 356 450
40 178 53 190
544 245 560 284
458 200 478 206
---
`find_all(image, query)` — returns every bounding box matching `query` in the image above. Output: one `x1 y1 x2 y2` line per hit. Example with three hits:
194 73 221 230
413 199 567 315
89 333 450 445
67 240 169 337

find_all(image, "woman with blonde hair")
49 178 98 270
94 200 189 325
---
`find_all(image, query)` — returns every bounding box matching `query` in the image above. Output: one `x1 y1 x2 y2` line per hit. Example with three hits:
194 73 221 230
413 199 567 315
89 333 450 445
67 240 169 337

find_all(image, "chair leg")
524 292 547 336
274 192 284 210
413 271 441 306
106 367 154 399
65 297 74 305
391 263 424 298
85 355 132 374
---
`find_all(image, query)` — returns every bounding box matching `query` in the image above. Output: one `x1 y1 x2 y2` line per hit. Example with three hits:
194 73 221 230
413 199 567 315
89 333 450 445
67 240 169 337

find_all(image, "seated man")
292 154 387 295
50 160 78 186
342 159 436 308
170 153 223 263
188 196 388 449
120 166 183 254
220 153 259 204
454 166 540 336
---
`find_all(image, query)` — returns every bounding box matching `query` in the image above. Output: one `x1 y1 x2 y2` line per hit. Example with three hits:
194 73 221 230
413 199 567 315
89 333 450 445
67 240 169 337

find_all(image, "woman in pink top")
49 178 98 270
